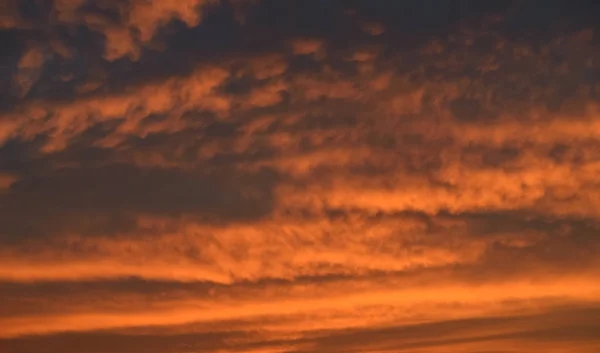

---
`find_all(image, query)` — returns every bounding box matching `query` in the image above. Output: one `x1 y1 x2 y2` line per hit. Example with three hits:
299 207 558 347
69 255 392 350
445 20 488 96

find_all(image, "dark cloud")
0 330 248 353
449 97 497 122
0 162 278 240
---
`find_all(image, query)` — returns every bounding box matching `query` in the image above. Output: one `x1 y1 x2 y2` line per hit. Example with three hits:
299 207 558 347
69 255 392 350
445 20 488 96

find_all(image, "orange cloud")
244 80 287 107
291 38 325 56
244 53 288 79
2 64 230 152
1 274 599 339
0 173 18 191
103 25 140 61
12 43 47 97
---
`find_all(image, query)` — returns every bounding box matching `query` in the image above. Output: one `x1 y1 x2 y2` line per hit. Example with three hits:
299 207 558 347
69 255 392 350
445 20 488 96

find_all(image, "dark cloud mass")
1 1 600 352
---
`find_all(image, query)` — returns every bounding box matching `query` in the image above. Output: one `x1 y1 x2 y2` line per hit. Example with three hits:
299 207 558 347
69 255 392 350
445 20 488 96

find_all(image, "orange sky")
1 1 600 352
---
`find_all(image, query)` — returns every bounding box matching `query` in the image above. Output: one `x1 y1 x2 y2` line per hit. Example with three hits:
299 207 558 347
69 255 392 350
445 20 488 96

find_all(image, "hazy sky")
1 1 600 352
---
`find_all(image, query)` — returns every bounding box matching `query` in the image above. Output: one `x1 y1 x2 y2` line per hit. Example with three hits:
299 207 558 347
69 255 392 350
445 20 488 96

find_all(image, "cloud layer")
1 1 600 352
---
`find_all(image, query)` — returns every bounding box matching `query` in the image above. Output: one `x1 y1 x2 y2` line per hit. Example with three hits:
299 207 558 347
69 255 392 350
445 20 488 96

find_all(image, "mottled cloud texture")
1 1 600 352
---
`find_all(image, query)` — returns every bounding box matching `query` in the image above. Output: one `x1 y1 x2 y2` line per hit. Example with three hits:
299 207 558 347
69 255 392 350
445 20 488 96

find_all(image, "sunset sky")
1 1 600 352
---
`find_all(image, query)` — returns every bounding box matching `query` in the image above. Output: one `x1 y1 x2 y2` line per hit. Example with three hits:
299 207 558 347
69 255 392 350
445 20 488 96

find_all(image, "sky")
1 0 600 352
